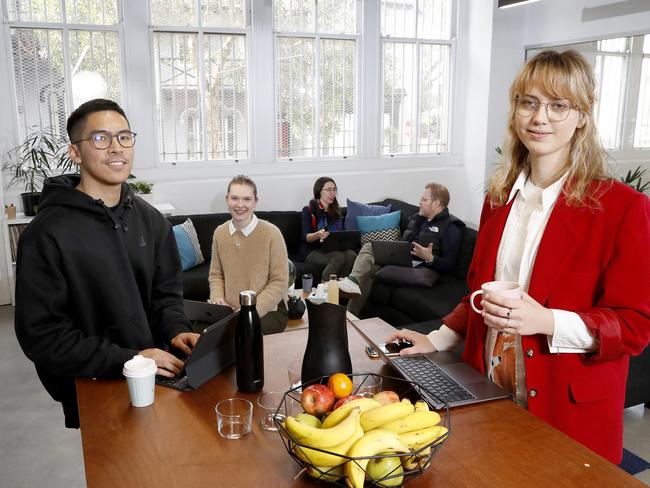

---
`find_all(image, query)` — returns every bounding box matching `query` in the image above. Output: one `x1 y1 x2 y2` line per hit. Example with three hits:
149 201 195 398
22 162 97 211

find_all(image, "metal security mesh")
151 0 197 26
634 35 650 149
8 1 121 139
594 38 629 150
320 39 356 157
381 0 452 155
276 37 315 158
275 0 357 159
153 32 202 162
204 34 248 159
11 28 67 137
202 0 246 28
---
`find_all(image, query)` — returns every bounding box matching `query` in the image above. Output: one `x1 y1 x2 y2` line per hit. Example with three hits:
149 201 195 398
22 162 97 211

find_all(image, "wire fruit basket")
273 373 451 486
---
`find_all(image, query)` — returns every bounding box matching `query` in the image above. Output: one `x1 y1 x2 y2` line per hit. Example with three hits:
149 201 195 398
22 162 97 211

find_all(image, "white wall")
485 0 650 179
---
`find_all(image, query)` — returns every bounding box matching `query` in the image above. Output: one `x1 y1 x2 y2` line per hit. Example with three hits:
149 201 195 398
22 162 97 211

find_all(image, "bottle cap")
239 290 257 306
122 355 157 378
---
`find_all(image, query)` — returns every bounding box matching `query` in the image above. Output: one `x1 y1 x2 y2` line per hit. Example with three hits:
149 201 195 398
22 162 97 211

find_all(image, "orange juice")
327 275 339 304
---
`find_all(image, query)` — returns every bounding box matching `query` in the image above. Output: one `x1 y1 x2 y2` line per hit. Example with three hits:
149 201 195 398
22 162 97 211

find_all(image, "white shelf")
3 215 34 306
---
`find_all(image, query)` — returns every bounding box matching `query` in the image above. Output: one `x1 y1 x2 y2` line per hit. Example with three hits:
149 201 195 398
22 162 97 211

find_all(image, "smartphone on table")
365 340 413 358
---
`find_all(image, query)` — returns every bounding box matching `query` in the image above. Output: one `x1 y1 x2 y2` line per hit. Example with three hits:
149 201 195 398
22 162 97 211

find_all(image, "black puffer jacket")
14 175 191 427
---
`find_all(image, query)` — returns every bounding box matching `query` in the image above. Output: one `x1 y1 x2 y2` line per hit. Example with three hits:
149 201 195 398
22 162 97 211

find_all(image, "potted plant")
2 128 74 216
620 166 650 195
128 176 154 203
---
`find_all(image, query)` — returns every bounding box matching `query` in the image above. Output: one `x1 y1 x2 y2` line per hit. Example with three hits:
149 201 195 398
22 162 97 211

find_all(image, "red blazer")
443 180 650 464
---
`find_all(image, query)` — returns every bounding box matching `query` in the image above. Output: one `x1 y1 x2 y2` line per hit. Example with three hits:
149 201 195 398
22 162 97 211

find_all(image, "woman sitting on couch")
297 176 357 283
208 175 289 334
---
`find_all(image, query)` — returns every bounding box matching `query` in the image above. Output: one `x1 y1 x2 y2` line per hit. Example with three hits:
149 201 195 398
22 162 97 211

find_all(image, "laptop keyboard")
157 374 190 390
392 355 476 405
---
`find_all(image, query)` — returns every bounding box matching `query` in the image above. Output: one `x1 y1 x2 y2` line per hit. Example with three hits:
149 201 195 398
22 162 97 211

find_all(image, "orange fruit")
327 373 353 399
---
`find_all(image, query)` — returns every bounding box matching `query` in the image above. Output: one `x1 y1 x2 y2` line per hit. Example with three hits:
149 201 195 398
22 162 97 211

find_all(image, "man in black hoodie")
14 99 198 428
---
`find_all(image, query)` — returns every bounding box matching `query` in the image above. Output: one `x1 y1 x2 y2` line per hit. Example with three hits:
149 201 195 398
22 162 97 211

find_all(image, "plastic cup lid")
122 355 157 377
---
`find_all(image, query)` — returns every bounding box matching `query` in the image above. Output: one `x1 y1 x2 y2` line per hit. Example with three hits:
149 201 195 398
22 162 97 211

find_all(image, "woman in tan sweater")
208 175 289 334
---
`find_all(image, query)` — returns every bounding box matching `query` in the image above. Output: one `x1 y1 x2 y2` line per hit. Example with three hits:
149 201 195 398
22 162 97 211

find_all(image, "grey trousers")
305 249 357 282
261 301 289 335
346 242 381 316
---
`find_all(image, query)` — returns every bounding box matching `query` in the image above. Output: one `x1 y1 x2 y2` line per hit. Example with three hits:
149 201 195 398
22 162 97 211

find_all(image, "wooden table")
77 318 644 488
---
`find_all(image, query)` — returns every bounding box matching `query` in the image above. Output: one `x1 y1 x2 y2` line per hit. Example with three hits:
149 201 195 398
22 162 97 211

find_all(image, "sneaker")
338 277 361 298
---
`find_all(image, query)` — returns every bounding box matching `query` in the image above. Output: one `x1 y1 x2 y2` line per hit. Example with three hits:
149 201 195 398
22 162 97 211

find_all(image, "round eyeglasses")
514 96 577 122
73 130 137 150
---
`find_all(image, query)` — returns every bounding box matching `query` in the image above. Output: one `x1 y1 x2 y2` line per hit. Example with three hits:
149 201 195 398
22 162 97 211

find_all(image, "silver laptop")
351 321 510 410
157 310 239 391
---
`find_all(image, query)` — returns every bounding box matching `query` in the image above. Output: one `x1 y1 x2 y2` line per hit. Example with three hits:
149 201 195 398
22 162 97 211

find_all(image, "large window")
274 0 358 159
6 0 122 139
381 0 454 155
151 0 249 163
528 34 650 154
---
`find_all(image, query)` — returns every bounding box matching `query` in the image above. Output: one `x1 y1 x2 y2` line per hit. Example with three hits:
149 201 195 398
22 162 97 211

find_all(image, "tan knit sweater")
208 219 289 317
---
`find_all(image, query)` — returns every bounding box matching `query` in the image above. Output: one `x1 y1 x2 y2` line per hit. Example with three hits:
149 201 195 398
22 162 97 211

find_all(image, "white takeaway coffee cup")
470 280 522 313
122 355 157 407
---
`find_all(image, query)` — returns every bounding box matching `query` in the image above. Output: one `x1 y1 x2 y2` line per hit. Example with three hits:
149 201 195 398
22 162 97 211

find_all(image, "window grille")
151 0 249 162
274 0 358 159
7 0 121 140
381 0 454 156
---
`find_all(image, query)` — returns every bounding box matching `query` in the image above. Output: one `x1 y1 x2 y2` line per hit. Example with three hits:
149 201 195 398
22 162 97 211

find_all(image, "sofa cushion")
256 210 302 256
168 213 229 261
372 199 419 232
345 199 392 230
389 279 470 322
375 265 439 288
357 210 401 245
172 219 205 271
454 227 477 281
180 261 211 302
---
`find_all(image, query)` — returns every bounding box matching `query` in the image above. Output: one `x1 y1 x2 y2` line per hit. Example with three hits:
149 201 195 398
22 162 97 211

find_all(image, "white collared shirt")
228 214 259 236
428 171 597 354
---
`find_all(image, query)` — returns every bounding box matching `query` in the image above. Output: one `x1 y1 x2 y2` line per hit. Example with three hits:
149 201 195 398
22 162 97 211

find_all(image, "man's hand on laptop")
139 348 185 377
410 242 433 262
386 329 437 356
171 332 200 356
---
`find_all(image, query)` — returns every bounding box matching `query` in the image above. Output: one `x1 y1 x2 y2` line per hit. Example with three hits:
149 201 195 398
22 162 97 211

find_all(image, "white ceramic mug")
470 280 521 313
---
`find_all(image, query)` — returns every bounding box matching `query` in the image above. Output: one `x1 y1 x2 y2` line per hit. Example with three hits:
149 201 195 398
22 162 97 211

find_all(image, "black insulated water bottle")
235 290 264 393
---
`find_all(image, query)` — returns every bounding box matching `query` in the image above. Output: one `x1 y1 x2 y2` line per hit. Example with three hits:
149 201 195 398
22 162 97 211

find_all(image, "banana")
379 410 441 434
285 407 361 449
402 447 431 471
398 425 448 450
360 398 414 432
344 430 410 488
321 397 381 429
293 423 364 467
414 400 430 412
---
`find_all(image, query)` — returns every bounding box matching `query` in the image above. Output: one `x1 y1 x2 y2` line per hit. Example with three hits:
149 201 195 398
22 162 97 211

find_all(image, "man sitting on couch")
339 182 465 316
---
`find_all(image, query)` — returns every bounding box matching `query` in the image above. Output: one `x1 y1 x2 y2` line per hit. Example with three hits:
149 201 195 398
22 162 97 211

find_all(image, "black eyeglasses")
514 96 577 122
73 130 137 150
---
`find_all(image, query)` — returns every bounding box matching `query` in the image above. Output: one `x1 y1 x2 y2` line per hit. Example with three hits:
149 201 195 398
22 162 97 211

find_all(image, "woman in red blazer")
390 50 650 464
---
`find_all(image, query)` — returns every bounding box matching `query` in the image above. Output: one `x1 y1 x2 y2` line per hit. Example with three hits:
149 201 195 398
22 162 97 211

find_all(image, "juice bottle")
327 274 339 305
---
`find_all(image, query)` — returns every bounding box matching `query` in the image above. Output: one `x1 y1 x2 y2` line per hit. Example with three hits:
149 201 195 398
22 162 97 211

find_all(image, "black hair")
311 176 341 221
66 98 129 143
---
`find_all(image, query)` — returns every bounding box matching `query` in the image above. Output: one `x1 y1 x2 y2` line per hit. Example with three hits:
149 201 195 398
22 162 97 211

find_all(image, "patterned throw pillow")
344 199 392 230
172 218 205 271
356 211 401 245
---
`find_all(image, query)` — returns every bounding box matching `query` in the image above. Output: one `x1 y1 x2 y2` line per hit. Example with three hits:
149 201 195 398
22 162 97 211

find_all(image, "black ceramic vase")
301 300 353 384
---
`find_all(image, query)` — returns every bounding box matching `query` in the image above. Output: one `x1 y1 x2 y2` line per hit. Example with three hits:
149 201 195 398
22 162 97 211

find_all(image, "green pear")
366 455 404 487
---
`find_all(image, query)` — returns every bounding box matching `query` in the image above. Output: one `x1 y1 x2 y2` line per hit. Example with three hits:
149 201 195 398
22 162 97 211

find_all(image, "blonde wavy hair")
487 50 610 207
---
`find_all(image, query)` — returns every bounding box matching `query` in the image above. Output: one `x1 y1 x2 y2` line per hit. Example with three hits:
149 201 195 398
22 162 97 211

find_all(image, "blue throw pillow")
356 210 401 245
173 219 205 271
344 199 392 230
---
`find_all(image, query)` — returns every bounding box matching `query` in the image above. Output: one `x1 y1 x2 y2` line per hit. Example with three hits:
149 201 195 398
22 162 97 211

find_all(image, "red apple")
372 390 400 406
301 384 336 416
333 394 364 410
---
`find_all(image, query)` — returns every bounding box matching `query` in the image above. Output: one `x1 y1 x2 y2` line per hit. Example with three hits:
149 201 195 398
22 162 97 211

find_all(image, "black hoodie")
14 175 191 427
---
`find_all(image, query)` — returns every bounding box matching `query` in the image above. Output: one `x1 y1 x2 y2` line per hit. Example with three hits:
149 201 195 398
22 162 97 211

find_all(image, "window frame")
149 0 253 166
379 0 457 158
273 0 362 162
526 31 650 164
2 0 126 140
